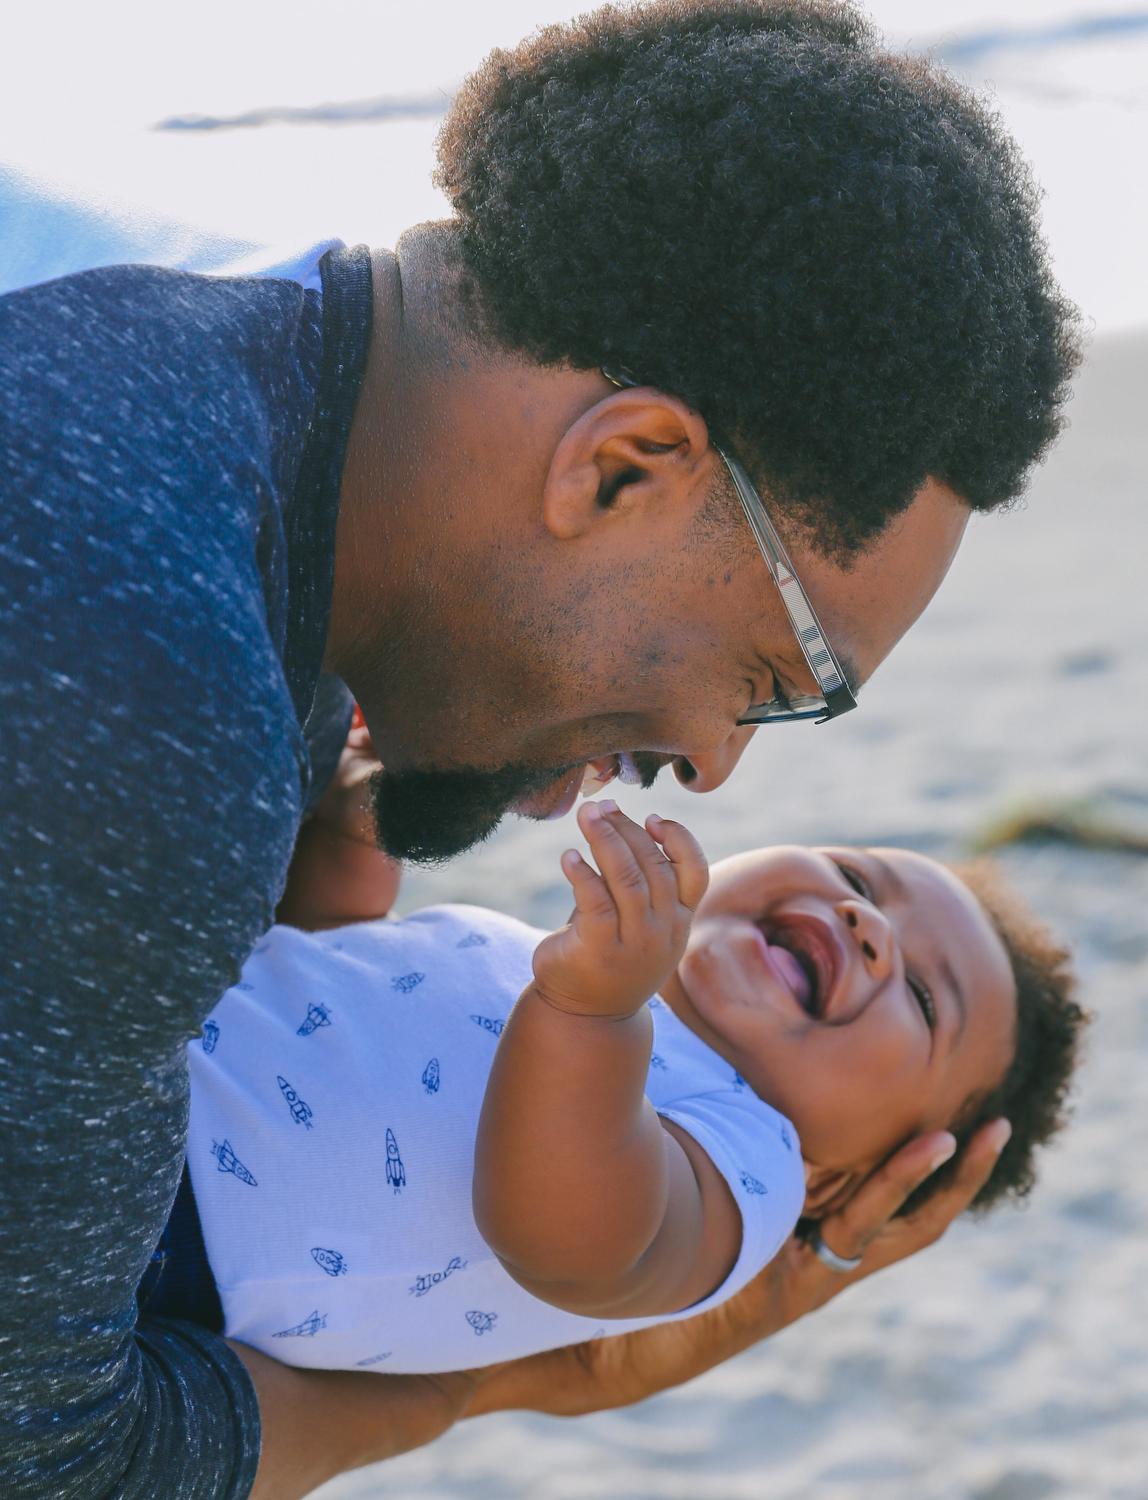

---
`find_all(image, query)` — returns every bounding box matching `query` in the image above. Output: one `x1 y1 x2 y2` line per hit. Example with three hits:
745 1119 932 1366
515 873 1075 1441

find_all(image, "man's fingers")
817 1118 1012 1275
902 1118 1011 1242
645 815 709 910
816 1130 960 1262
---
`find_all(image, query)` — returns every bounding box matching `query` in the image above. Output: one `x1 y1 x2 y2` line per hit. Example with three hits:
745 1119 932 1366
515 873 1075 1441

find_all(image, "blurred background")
5 3 1145 1496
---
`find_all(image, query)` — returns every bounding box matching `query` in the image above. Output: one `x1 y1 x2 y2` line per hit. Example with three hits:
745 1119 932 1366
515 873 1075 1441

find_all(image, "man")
0 2 1078 1497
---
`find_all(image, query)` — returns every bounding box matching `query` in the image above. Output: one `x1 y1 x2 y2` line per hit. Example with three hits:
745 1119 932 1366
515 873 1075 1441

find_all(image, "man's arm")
0 268 488 1500
0 266 318 1498
228 1118 1009 1500
230 1347 478 1500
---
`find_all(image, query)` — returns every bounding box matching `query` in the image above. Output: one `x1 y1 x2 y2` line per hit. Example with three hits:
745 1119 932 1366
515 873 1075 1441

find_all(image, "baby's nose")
838 900 896 980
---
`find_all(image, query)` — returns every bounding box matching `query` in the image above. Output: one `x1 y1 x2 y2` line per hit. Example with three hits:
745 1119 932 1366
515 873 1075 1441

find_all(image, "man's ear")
802 1161 861 1219
541 386 713 541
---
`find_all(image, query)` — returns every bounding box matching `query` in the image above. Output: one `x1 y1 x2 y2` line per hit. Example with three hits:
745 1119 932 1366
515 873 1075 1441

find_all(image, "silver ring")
809 1227 863 1273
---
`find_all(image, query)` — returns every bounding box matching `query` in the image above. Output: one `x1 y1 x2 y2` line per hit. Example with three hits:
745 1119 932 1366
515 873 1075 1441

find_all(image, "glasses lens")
737 693 828 727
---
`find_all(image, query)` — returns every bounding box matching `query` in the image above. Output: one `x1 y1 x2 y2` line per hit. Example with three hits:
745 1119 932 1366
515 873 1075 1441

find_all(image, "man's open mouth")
581 752 644 794
514 753 668 821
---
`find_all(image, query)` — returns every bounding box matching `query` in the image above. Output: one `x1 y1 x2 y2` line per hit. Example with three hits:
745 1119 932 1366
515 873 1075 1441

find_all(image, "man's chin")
366 751 672 865
366 761 579 866
509 767 585 822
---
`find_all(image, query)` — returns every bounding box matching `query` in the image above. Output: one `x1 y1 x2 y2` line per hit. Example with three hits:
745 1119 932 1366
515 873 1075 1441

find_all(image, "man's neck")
322 246 408 685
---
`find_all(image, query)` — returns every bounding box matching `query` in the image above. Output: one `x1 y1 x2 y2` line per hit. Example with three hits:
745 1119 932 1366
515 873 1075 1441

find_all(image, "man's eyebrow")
777 646 862 697
867 852 968 1047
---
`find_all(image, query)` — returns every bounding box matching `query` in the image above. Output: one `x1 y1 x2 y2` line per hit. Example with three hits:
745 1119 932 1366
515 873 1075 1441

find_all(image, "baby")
152 802 1084 1375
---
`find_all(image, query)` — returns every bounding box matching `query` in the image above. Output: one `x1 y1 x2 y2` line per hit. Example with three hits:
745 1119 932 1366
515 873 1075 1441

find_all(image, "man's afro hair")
436 0 1082 557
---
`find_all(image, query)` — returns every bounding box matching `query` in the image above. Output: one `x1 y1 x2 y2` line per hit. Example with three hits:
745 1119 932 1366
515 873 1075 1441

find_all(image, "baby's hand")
531 802 709 1018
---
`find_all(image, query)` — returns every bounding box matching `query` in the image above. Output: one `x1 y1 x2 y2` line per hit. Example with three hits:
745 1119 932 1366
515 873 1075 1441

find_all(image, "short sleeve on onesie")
641 997 807 1312
187 906 806 1373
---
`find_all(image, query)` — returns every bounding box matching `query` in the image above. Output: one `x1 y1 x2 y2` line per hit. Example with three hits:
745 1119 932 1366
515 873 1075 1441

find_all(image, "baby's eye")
834 861 872 900
908 973 936 1030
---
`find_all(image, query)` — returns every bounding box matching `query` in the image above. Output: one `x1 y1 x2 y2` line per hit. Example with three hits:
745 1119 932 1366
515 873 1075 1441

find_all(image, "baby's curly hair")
897 859 1088 1221
435 0 1082 558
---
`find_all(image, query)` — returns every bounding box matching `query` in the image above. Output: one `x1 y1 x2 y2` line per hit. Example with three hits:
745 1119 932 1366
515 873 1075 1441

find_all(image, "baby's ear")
802 1162 860 1219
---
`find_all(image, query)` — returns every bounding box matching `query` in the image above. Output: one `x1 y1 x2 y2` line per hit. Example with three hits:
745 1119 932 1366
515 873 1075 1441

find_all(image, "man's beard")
367 751 668 865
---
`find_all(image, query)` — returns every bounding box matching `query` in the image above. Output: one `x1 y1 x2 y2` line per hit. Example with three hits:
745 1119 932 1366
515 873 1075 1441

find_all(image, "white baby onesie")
187 905 805 1373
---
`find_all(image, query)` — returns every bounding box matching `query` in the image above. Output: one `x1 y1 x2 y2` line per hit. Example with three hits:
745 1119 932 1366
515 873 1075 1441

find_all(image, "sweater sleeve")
0 266 324 1498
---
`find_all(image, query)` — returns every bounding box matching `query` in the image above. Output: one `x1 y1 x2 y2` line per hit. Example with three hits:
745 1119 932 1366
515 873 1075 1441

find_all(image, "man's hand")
276 712 401 930
466 1117 1011 1418
531 802 708 1018
234 1113 1009 1498
308 712 384 848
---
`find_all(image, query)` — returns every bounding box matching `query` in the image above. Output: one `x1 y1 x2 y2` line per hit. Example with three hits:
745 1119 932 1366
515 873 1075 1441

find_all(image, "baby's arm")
473 803 742 1320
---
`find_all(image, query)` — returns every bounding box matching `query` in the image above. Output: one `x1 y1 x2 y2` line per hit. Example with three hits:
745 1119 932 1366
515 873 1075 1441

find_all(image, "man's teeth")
581 757 618 795
581 753 643 796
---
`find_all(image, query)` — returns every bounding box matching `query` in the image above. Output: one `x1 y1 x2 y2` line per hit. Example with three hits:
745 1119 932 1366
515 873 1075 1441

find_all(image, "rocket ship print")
456 931 488 949
421 1058 440 1095
649 1053 667 1071
201 1020 220 1054
211 1139 257 1186
780 1124 794 1153
739 1171 767 1195
272 1309 327 1339
391 972 425 994
732 1071 746 1091
465 1310 498 1337
469 1014 505 1037
385 1128 406 1192
409 1255 467 1298
311 1247 348 1277
277 1075 314 1129
356 1351 393 1367
297 1001 332 1037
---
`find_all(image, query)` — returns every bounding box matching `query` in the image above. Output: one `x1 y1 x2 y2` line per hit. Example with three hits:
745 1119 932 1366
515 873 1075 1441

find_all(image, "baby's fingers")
645 815 709 910
560 846 617 925
577 801 651 918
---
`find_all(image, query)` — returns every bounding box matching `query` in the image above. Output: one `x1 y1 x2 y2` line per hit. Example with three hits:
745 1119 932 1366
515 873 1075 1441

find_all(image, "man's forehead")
798 477 970 688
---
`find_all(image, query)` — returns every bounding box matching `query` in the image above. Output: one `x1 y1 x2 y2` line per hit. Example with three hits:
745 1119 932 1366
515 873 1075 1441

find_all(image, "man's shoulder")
0 260 322 387
0 262 322 750
0 263 323 564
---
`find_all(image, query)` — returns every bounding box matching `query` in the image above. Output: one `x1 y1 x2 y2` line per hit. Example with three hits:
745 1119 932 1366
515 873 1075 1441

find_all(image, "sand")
317 328 1148 1500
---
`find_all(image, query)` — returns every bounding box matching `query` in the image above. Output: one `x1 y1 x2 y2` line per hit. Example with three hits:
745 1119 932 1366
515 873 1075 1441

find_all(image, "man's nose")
837 900 896 981
673 725 757 793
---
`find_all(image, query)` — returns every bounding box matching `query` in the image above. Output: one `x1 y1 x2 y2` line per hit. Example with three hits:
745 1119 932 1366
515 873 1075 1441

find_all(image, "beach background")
5 3 1146 1496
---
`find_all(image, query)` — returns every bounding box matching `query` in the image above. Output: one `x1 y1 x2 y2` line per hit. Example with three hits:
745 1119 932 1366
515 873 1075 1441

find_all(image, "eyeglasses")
602 368 858 726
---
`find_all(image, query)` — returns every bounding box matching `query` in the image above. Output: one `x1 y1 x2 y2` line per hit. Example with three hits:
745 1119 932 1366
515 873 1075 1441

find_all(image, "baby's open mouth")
759 919 841 1019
